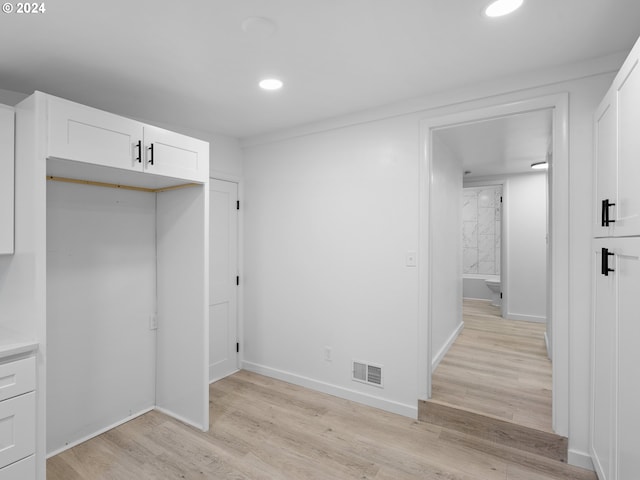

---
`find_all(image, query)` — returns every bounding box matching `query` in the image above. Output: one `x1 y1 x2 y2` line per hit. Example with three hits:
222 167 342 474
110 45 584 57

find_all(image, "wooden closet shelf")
46 176 200 193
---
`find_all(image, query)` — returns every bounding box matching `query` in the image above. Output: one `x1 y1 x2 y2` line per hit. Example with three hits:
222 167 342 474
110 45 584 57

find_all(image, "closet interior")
11 91 210 477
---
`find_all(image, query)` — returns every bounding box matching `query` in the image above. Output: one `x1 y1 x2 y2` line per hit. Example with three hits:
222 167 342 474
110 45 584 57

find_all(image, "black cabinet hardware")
601 199 616 227
148 143 154 165
601 247 615 276
135 140 142 163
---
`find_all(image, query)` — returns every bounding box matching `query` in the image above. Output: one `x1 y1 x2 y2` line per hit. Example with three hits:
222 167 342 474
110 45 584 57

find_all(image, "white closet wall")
156 186 209 428
46 182 157 453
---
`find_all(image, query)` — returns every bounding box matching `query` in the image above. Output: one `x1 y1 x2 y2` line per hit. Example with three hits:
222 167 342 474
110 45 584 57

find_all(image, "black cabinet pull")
135 140 142 163
602 199 616 227
601 247 615 276
148 143 154 166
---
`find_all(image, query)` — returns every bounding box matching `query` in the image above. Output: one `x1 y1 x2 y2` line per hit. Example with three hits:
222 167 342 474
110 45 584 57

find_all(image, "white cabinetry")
594 39 640 237
0 105 14 255
13 91 209 479
0 356 36 479
591 239 640 480
48 95 144 173
47 94 208 183
593 92 616 238
591 34 640 480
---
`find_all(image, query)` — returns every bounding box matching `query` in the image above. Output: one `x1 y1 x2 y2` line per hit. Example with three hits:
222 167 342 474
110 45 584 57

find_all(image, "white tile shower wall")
462 186 502 275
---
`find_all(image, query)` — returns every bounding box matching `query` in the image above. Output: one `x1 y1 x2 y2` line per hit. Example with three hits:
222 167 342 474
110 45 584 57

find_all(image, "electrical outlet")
149 314 158 330
324 346 332 362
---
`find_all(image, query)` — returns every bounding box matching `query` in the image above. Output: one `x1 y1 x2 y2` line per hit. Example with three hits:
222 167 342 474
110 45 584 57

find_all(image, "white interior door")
209 179 239 382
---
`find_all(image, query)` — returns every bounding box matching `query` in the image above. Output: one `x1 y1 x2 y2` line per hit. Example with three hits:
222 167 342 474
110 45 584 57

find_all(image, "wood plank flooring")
47 370 595 480
431 298 553 432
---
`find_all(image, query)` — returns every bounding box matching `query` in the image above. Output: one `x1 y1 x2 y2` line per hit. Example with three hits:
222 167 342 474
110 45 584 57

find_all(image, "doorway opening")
418 94 569 437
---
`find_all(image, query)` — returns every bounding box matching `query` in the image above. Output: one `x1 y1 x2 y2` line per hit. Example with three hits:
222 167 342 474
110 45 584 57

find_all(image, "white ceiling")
0 0 639 139
434 109 553 178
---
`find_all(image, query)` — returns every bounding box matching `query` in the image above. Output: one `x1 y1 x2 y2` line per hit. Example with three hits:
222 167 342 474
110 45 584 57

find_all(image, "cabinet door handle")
601 247 615 276
602 199 616 226
148 143 154 166
135 140 142 163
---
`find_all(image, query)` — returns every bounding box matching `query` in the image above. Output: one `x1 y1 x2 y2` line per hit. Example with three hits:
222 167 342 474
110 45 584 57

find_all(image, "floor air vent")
352 361 383 387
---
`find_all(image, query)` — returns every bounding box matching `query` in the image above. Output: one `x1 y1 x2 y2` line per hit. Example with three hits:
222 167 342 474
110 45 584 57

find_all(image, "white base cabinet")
591 238 640 480
0 455 35 480
0 356 35 477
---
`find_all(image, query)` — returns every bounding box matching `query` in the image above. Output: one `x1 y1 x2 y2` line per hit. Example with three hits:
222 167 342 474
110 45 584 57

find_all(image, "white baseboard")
506 313 547 323
568 449 594 471
242 361 417 419
46 406 154 458
432 321 464 370
154 406 207 432
209 368 240 384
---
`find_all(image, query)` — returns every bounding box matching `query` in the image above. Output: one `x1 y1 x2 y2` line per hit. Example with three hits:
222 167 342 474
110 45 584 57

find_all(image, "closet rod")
46 176 200 193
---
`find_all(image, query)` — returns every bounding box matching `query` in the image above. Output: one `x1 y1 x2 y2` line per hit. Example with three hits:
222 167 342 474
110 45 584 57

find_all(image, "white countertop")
0 327 38 359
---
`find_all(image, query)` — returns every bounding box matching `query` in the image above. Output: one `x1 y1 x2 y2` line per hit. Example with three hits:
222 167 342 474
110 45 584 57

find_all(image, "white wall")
504 173 547 322
243 116 420 416
242 69 615 465
430 136 463 366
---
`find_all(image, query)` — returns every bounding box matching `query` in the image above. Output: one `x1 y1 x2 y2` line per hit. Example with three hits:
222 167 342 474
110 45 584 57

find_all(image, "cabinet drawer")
0 455 35 480
0 357 35 402
0 392 35 468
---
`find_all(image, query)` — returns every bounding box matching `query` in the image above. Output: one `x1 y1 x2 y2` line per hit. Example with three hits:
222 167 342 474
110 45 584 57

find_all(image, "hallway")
431 298 552 432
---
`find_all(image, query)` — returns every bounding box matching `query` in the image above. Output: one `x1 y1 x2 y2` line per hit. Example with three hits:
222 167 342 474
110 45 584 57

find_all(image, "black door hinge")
236 200 240 210
236 342 240 353
236 276 240 286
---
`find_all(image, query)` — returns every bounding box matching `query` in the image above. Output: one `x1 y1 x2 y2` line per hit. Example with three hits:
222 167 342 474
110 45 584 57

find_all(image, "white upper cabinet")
143 125 208 183
47 95 144 173
594 37 640 237
47 94 208 183
616 56 640 236
0 105 14 255
594 92 617 237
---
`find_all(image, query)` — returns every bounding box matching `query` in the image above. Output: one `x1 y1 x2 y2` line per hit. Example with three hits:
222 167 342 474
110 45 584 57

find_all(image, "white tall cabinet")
591 36 640 480
0 105 14 255
11 92 209 479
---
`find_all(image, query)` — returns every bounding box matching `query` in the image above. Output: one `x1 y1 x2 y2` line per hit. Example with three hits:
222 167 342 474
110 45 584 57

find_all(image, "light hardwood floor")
47 370 595 480
431 298 552 432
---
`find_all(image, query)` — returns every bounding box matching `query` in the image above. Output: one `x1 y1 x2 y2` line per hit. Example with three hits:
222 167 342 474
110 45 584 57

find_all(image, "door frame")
209 173 243 381
418 93 569 436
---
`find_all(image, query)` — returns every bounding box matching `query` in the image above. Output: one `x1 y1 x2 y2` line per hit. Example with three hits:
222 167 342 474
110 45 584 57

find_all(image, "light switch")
405 251 417 267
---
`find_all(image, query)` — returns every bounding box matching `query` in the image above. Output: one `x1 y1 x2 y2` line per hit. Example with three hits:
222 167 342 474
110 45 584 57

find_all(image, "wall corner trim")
432 321 464 370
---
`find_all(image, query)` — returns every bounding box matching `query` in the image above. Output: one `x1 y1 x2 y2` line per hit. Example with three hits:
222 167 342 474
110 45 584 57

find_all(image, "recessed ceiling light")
259 78 283 91
485 0 524 17
531 161 548 170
